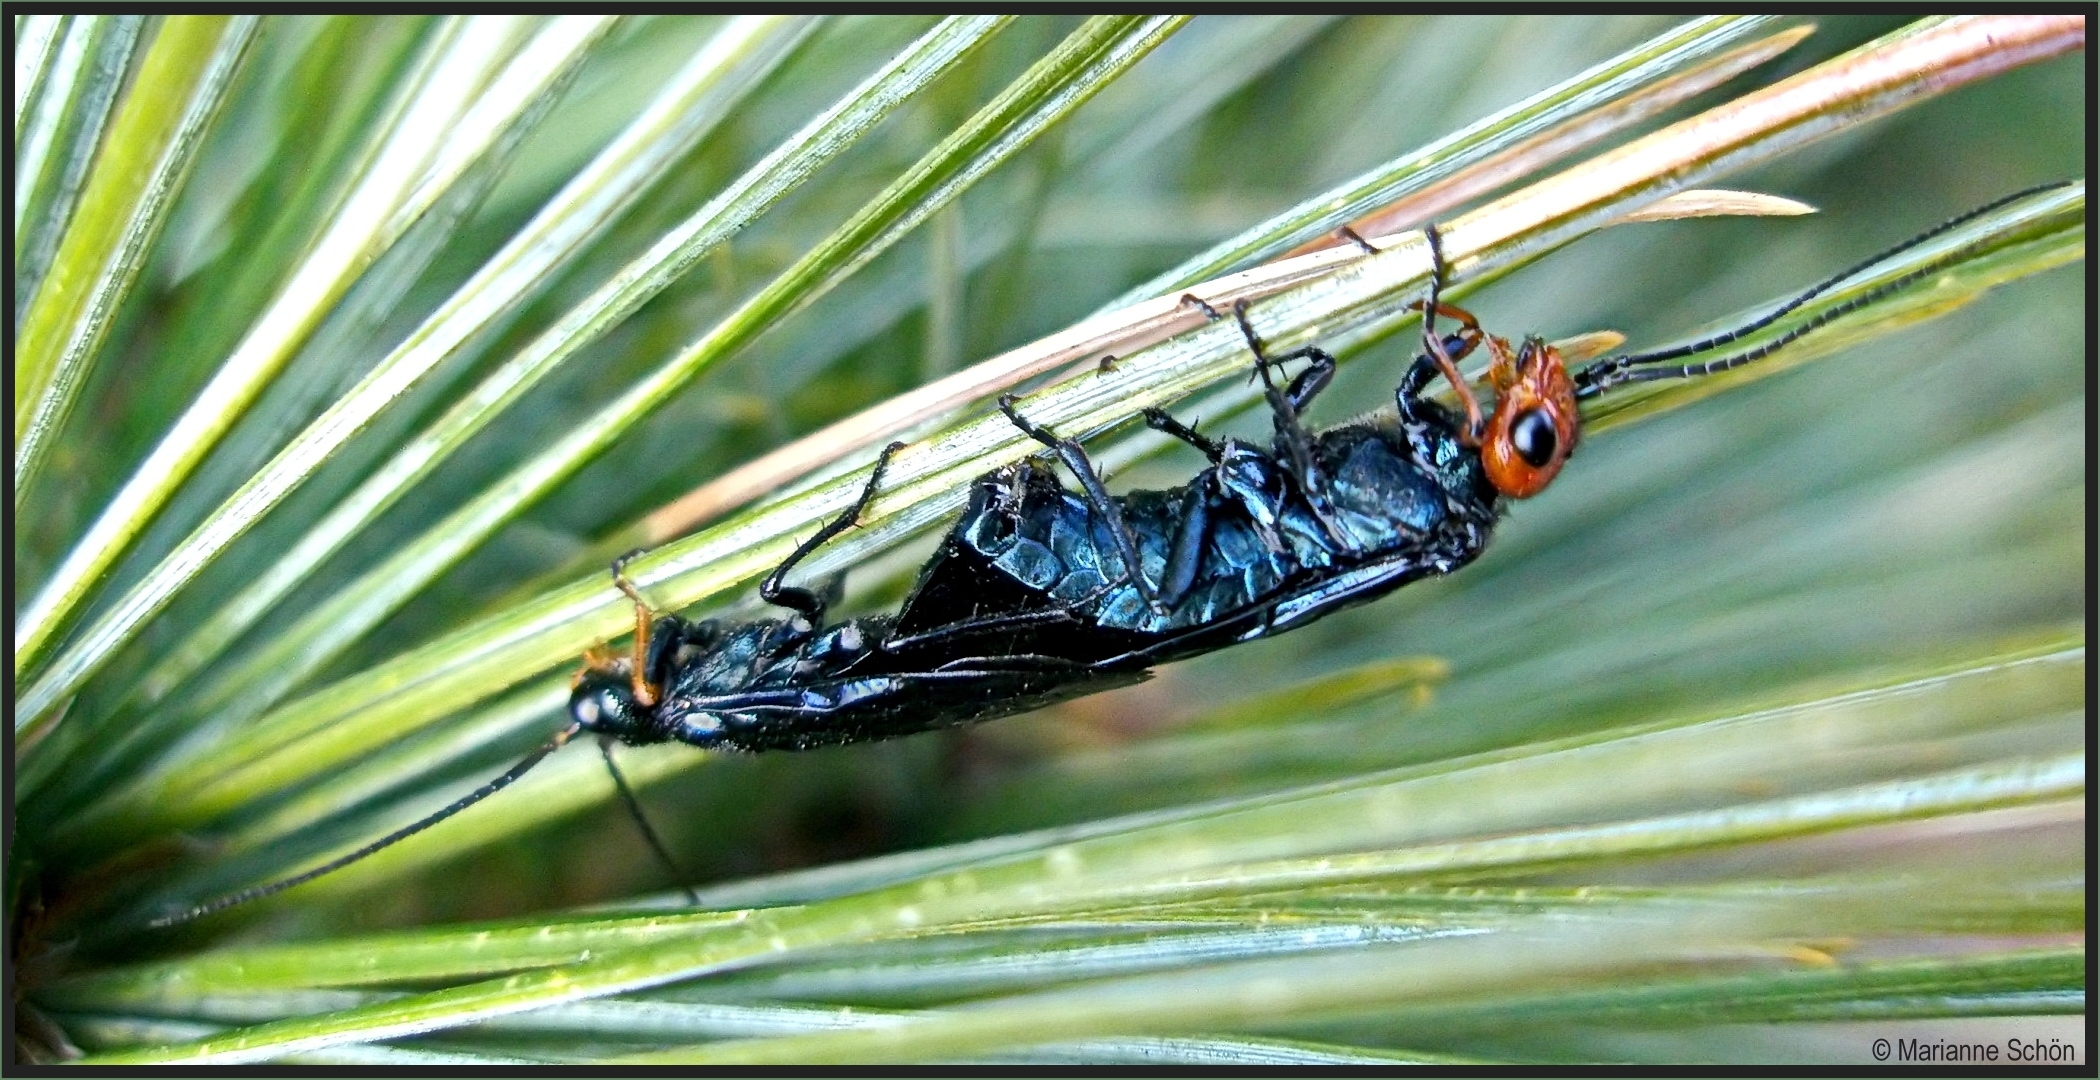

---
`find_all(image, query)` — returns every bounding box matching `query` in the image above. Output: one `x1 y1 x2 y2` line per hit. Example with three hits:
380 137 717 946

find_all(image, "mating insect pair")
159 181 2069 924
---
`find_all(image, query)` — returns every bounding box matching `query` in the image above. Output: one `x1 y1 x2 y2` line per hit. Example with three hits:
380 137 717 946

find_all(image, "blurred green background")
13 15 2083 1064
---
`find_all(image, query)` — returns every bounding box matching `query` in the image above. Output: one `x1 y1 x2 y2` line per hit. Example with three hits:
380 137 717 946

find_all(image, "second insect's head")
570 663 654 741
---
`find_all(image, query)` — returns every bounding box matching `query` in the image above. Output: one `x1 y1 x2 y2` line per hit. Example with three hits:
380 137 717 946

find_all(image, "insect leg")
1183 291 1340 418
1157 484 1210 606
1277 347 1337 414
1227 300 1372 553
1048 406 1217 607
1417 224 1487 444
1177 291 1226 321
759 441 908 624
599 738 701 906
1115 294 1240 463
1395 329 1489 464
610 550 662 707
998 393 1166 614
1335 224 1379 256
1226 299 1330 486
1142 407 1223 461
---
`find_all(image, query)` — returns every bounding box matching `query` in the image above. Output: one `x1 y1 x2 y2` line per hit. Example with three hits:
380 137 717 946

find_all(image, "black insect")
156 444 1138 924
890 183 2066 675
159 182 2065 925
889 297 1501 673
566 446 1132 756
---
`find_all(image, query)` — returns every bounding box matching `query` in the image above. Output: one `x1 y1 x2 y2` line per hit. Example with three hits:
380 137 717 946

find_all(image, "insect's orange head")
1480 336 1580 499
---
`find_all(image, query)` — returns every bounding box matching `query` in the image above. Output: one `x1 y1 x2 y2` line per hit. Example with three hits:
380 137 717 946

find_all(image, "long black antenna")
150 723 582 927
1575 181 2073 397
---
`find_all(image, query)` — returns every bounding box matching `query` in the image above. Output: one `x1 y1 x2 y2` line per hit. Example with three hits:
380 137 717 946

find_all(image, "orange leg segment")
610 554 660 708
1409 298 1488 445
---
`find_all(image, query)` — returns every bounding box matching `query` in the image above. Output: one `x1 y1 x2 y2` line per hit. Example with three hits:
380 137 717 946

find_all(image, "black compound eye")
1509 409 1558 468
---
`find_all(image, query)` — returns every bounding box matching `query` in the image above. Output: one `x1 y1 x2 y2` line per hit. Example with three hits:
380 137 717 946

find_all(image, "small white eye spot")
573 697 602 726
